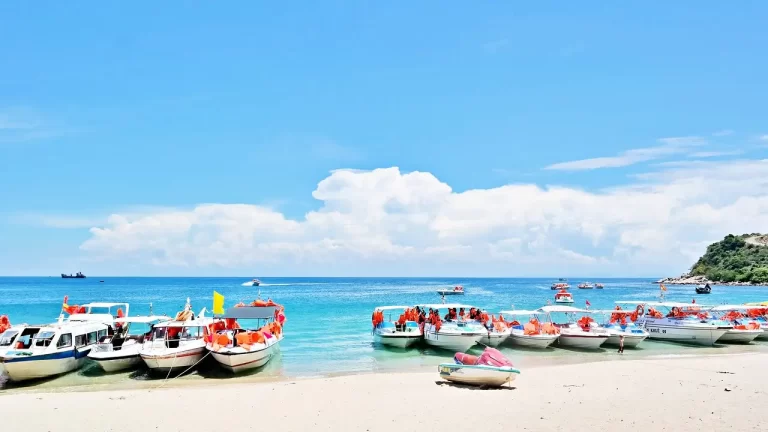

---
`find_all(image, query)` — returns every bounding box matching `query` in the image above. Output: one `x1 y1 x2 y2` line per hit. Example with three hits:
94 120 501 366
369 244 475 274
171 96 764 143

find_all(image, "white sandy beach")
2 353 767 431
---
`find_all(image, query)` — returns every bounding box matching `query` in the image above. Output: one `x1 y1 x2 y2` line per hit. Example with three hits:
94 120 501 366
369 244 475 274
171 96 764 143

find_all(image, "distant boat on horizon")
61 272 86 279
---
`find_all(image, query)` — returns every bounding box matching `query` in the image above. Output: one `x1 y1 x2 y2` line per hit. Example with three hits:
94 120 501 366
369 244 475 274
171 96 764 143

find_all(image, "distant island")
658 234 768 286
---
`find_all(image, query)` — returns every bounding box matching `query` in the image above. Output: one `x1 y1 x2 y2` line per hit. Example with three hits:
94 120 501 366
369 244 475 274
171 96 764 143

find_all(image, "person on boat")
458 308 465 319
441 293 446 304
618 335 625 354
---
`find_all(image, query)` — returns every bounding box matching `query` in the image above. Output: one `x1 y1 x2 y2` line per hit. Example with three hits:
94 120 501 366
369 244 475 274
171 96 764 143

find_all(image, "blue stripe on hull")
2 348 90 363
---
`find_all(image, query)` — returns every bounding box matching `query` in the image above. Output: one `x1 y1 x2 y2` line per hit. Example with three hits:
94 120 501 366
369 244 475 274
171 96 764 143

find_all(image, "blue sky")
1 3 767 276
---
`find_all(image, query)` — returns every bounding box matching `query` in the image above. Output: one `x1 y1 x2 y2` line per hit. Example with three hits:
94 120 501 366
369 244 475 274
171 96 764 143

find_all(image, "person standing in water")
618 335 625 354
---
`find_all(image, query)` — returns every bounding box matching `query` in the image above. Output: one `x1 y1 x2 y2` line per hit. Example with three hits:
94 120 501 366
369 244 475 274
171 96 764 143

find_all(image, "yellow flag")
213 291 225 315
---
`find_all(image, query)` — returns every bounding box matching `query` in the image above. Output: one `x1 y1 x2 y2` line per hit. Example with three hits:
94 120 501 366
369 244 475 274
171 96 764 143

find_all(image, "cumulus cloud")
545 136 704 171
77 161 768 276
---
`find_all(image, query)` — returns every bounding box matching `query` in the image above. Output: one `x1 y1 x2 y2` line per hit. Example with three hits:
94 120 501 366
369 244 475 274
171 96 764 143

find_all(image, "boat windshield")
33 331 56 347
0 330 19 346
126 322 154 337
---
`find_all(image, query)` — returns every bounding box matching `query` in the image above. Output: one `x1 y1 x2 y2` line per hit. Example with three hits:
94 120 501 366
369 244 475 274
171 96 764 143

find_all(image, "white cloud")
759 135 768 142
0 108 65 143
545 136 703 171
687 150 743 158
75 161 768 276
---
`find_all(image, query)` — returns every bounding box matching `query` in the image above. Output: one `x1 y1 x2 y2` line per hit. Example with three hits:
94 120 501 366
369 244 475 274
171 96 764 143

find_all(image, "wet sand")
1 352 766 431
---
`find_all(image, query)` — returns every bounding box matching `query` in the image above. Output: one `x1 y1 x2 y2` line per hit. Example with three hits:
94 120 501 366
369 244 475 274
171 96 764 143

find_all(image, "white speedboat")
707 305 764 344
439 347 520 387
88 316 170 373
499 310 559 349
372 306 422 348
616 301 731 346
419 304 485 352
538 306 609 349
577 282 595 289
436 286 464 296
554 290 574 304
591 309 649 348
1 319 108 382
207 302 285 373
479 318 511 347
241 279 262 287
140 299 212 374
550 282 570 290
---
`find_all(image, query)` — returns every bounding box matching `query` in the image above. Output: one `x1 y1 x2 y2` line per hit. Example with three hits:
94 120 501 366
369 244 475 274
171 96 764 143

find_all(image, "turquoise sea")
2 277 767 392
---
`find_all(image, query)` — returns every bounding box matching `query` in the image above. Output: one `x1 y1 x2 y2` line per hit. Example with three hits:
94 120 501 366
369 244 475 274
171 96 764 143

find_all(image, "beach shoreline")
2 352 767 431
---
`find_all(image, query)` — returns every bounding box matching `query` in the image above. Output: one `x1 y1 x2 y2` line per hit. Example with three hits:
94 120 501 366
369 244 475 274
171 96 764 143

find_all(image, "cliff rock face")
660 234 768 285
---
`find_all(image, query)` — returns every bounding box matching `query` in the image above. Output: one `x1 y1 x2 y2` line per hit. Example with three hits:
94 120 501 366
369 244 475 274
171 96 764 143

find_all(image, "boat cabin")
0 326 43 350
148 320 210 349
68 302 130 327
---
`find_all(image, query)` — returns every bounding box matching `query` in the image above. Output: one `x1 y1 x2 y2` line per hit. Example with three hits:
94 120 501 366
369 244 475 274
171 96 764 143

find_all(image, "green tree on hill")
690 234 768 283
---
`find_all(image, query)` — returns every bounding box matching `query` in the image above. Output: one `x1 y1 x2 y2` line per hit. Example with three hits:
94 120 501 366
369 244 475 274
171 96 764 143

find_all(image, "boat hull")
423 331 482 352
2 350 89 382
507 332 558 349
436 291 464 296
438 363 519 387
640 319 730 346
374 332 422 348
140 347 206 373
209 342 279 373
717 329 763 344
479 330 510 347
557 334 607 349
555 299 574 304
89 353 142 373
604 333 647 348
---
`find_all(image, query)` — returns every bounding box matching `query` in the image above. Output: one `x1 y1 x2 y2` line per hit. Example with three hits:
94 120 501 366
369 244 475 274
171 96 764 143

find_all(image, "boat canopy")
499 310 543 316
114 315 170 324
417 303 475 310
707 304 768 311
214 306 276 320
373 306 413 311
82 302 129 309
539 305 587 313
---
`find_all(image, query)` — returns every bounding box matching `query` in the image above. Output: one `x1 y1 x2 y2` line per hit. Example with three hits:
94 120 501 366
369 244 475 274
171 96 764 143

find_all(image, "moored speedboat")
2 319 108 382
438 347 520 387
437 286 464 296
88 316 170 373
696 284 712 294
577 282 595 289
616 301 731 346
554 289 574 304
207 299 286 374
591 309 649 348
419 304 485 352
550 282 570 290
499 310 559 349
140 299 212 374
595 283 604 289
538 306 609 349
707 305 763 344
372 306 422 348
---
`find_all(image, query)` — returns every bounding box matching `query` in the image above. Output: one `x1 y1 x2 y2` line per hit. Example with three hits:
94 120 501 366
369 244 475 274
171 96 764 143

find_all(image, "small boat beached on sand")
436 286 464 296
2 319 108 382
499 310 559 349
140 299 212 374
439 347 520 387
371 306 422 348
554 289 574 304
538 305 609 349
206 299 286 373
706 305 764 344
616 301 730 346
88 316 170 373
0 322 43 375
418 304 485 352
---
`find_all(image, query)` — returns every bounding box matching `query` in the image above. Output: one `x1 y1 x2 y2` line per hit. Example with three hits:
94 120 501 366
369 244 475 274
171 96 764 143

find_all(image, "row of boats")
550 281 604 290
0 296 286 383
372 301 768 353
